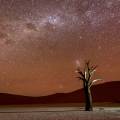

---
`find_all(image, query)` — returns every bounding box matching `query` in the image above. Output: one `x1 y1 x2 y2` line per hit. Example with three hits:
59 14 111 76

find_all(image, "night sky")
0 0 120 96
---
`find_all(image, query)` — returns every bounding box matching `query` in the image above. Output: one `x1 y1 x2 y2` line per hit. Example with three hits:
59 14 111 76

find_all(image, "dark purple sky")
0 0 120 96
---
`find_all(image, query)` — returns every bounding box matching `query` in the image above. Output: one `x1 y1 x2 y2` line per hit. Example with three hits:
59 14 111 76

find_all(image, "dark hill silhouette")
0 81 120 105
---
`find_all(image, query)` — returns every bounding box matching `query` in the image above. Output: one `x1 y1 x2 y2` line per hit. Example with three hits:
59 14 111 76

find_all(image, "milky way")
0 0 120 96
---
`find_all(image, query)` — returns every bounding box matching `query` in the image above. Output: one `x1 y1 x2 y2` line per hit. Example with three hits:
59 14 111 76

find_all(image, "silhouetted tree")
76 60 101 111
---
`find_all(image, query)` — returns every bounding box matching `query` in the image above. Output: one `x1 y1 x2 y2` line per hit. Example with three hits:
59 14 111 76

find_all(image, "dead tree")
76 61 101 111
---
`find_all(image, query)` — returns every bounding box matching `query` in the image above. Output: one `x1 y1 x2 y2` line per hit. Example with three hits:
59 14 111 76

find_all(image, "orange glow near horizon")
0 0 120 96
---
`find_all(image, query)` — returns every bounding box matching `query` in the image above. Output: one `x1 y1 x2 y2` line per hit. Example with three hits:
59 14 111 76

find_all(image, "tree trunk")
83 82 93 111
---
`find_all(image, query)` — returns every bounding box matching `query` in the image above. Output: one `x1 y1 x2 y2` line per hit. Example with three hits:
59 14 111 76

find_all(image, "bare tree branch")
76 77 85 81
84 61 91 81
89 79 102 87
76 68 85 78
90 65 98 72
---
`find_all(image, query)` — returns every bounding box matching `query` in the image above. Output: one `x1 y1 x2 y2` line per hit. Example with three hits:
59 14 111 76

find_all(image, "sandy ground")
0 107 119 120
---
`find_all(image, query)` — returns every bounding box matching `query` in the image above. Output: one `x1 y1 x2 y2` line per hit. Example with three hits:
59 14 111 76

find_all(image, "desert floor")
0 107 119 120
